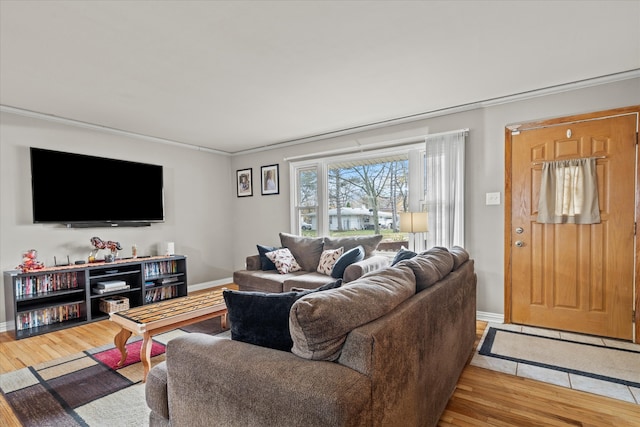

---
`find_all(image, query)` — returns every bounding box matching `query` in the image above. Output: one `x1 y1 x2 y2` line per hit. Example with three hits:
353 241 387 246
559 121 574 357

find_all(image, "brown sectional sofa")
146 246 477 427
233 233 391 292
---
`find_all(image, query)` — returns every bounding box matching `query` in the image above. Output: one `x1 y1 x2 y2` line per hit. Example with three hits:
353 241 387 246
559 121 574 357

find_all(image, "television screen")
30 147 164 226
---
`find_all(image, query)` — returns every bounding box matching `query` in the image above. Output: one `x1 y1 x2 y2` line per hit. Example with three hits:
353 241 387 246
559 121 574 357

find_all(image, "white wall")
0 112 235 325
231 77 640 316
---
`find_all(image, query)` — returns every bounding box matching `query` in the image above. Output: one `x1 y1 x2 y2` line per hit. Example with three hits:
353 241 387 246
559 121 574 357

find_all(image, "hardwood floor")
1 302 639 426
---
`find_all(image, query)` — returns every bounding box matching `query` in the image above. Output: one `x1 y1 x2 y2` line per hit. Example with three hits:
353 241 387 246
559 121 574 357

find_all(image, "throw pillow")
391 247 417 266
257 244 279 271
265 248 302 274
331 245 365 279
223 280 342 352
223 289 305 351
316 247 344 275
279 233 325 272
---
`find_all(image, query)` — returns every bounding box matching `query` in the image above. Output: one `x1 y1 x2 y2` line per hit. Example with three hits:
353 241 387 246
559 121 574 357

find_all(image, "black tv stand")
4 255 187 339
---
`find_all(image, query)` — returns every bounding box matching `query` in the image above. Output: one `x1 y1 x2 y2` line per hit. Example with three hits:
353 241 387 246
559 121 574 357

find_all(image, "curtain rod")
284 128 469 162
532 155 606 166
425 128 469 139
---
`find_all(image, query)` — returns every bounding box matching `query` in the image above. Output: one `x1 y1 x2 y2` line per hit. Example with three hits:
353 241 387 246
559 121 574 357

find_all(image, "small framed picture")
261 164 279 195
236 168 253 197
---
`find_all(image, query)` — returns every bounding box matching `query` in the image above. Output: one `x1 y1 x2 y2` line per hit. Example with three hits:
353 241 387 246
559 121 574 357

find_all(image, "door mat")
472 323 640 404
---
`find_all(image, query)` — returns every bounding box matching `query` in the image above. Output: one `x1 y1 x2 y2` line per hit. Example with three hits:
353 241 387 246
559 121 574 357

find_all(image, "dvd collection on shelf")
17 302 83 331
144 260 179 278
14 272 80 298
145 286 178 303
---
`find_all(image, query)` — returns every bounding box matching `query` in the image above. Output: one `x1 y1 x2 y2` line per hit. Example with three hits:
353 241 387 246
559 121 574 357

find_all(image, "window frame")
289 143 425 236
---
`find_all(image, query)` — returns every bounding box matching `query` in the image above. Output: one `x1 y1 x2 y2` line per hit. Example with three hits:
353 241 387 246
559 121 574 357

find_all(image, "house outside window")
290 144 425 250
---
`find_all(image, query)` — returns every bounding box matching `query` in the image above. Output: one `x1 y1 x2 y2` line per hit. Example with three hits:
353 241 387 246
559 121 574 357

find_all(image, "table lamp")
399 212 429 252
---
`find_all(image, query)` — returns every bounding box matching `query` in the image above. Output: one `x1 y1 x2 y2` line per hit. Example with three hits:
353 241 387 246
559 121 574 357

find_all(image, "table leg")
221 312 228 329
141 332 153 382
114 328 132 367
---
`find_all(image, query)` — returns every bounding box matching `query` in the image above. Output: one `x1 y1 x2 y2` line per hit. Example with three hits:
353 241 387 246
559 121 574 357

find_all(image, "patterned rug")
472 323 640 404
1 318 229 426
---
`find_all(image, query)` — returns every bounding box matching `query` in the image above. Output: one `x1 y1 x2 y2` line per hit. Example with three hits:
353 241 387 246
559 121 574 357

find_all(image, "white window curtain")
424 130 466 249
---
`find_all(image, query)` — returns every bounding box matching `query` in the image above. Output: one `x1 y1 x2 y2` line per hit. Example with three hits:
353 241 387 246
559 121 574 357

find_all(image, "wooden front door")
509 112 637 340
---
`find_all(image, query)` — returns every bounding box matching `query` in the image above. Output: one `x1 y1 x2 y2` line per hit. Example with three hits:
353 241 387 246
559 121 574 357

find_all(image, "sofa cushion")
266 248 303 274
316 247 344 275
283 272 343 292
290 279 343 293
289 264 416 361
391 247 417 266
280 233 325 272
257 244 279 271
331 245 365 279
323 234 383 257
398 247 454 292
449 245 470 269
223 280 342 352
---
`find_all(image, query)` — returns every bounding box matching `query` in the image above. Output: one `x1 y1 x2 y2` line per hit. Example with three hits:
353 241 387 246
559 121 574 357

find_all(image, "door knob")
515 240 524 247
515 227 524 234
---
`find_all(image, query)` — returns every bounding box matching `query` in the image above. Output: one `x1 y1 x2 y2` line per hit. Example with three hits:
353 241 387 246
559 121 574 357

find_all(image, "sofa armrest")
163 334 371 427
146 361 170 426
343 255 390 283
246 254 261 270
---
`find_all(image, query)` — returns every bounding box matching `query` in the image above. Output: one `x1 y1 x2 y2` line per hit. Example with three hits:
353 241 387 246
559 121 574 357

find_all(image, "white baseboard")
187 277 233 292
0 320 14 334
476 311 504 324
0 278 235 334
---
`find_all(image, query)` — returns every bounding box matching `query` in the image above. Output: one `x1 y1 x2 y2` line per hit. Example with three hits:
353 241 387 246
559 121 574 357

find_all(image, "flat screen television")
30 147 164 227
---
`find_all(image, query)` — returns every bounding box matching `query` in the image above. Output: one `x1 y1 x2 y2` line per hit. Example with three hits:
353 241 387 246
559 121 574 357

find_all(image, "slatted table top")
110 289 227 334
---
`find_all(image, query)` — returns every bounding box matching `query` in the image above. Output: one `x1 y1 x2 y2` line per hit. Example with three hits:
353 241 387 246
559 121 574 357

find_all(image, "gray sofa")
146 246 477 427
233 233 390 292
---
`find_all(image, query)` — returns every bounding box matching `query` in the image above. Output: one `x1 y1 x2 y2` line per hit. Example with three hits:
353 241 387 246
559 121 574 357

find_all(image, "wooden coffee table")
109 288 228 382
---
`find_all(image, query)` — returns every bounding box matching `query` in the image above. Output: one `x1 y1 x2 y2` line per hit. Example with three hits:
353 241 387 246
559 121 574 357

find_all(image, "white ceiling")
1 1 639 155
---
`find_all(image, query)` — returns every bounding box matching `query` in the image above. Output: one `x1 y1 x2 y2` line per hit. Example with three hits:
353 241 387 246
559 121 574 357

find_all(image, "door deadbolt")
515 227 524 234
515 240 524 247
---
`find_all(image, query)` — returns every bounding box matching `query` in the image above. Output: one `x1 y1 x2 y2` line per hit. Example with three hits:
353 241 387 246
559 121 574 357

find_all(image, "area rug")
472 323 640 404
0 318 229 426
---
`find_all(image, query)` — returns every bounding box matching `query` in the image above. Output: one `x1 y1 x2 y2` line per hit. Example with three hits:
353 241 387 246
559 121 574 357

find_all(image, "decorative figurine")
90 237 123 262
17 249 45 272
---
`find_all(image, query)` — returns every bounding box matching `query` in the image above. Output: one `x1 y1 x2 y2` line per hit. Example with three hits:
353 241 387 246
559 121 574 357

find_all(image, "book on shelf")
144 260 178 278
14 272 80 298
145 285 177 303
17 302 82 331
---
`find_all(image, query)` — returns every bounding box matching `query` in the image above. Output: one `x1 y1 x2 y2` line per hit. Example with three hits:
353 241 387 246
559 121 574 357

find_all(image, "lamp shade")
399 212 428 233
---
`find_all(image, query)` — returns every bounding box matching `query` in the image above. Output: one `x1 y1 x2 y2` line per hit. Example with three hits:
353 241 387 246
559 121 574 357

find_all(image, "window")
291 131 466 251
290 144 425 243
295 166 319 236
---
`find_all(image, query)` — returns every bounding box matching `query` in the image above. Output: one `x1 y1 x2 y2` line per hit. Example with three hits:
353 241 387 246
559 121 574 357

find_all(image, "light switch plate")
486 192 501 205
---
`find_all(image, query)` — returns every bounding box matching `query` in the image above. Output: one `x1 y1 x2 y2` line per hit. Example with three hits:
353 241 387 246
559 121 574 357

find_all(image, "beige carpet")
472 323 640 404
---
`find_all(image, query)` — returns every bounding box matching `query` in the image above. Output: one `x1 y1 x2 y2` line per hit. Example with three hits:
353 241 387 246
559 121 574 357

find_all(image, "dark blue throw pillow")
331 245 365 279
257 244 279 271
391 247 417 266
223 279 342 352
